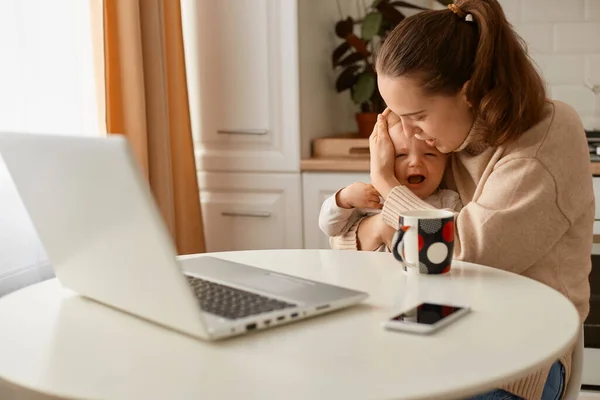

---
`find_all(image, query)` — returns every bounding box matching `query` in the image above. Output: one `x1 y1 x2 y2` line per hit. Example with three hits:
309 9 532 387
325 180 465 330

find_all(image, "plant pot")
355 112 378 138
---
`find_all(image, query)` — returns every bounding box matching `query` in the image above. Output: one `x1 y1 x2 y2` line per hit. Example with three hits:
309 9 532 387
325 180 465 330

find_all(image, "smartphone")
383 302 471 335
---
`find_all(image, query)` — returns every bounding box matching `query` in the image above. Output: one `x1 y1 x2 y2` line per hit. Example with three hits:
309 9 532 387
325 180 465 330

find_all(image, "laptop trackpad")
244 273 314 294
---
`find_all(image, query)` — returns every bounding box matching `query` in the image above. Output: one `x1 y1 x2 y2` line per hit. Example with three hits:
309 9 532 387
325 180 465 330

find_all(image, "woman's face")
378 74 475 153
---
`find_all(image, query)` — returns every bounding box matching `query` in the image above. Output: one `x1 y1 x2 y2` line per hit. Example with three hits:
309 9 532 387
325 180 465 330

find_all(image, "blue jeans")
470 361 565 400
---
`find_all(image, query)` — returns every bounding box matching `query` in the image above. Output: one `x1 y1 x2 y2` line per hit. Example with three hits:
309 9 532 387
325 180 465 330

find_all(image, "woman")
331 1 593 399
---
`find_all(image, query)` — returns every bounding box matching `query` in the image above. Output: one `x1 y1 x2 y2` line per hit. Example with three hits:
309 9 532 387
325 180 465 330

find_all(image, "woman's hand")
378 215 397 250
356 213 397 251
370 111 400 199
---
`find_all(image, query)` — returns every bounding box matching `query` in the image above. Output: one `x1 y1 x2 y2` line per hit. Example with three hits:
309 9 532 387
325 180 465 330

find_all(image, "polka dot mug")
391 210 455 275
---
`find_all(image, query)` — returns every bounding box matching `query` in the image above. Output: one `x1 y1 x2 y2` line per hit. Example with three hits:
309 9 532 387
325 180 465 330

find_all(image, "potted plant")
332 0 452 137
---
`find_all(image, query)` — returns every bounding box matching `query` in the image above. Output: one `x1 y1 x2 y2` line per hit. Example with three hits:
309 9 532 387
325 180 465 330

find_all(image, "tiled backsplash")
499 0 600 130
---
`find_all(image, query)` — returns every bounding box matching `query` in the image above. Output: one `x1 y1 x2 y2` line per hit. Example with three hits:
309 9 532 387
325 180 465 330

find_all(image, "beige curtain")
103 0 206 255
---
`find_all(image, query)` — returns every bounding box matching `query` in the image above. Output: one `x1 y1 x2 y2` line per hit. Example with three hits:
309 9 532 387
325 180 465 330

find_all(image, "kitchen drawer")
198 172 302 252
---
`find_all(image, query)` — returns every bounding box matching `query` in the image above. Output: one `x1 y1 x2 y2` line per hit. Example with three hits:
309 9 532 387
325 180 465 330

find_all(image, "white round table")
0 250 580 400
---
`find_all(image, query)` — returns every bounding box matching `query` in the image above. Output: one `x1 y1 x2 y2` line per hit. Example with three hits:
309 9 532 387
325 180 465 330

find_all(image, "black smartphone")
383 302 471 334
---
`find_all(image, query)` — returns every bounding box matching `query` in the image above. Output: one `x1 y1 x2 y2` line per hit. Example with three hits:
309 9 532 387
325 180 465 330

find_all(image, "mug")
391 209 455 275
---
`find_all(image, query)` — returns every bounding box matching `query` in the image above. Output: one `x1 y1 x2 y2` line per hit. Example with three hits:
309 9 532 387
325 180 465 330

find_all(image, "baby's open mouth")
407 175 425 184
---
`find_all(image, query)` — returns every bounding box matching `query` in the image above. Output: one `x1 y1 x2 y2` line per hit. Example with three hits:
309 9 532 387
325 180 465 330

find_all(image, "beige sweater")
319 188 462 238
331 101 593 399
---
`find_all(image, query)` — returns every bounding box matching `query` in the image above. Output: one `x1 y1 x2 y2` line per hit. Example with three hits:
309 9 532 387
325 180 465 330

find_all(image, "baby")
319 114 462 249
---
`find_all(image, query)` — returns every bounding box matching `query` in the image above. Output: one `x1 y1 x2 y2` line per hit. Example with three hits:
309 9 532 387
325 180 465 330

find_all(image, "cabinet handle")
217 129 268 136
221 211 272 218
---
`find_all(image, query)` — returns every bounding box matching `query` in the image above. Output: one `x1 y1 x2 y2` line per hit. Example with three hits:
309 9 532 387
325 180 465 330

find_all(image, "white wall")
298 0 359 160
501 0 600 131
0 0 100 296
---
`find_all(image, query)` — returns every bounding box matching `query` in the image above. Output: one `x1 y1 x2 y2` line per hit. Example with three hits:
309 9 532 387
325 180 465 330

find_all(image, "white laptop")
0 132 367 340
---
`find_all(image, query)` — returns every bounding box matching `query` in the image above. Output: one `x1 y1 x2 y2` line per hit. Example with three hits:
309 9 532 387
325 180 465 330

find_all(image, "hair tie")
448 4 466 18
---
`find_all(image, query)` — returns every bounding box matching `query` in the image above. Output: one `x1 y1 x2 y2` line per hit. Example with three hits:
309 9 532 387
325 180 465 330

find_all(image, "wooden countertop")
300 158 370 172
302 158 600 175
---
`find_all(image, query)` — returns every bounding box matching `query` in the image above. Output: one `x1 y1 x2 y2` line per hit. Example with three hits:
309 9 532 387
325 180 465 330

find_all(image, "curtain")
103 0 206 255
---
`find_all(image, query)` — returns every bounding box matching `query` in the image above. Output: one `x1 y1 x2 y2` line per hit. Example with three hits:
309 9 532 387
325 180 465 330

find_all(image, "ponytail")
376 0 546 146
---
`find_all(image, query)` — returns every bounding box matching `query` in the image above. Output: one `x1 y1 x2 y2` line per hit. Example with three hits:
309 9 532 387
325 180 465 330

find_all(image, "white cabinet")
198 172 303 252
181 0 300 173
182 0 304 252
593 177 600 235
302 172 370 249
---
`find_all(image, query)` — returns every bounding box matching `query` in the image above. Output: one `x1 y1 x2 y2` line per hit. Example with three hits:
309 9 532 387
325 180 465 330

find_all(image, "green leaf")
336 65 361 92
338 52 364 67
352 72 376 104
375 1 405 24
332 42 351 67
378 19 394 37
362 12 383 41
335 17 354 38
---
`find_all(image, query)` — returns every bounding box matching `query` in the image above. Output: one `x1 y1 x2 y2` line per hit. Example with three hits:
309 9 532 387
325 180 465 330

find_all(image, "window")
0 0 102 295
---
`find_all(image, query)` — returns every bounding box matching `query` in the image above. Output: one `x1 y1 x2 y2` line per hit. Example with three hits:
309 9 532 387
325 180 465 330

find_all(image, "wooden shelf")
300 158 369 172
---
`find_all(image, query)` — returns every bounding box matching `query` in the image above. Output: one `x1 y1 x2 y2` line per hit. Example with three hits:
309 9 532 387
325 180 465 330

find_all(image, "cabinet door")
198 172 302 252
181 0 299 173
594 177 600 235
302 172 370 249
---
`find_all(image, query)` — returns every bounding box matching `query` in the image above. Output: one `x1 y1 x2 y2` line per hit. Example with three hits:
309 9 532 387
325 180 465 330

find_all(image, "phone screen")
390 303 464 325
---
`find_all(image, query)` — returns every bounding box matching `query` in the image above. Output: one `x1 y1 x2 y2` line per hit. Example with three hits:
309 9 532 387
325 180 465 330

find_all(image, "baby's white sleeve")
438 189 463 212
318 190 357 237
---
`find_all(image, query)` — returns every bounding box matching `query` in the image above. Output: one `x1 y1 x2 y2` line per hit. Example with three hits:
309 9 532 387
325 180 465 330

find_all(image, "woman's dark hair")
376 0 546 146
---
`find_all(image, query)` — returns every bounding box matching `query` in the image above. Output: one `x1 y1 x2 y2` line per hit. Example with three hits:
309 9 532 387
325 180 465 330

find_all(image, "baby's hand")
336 182 382 209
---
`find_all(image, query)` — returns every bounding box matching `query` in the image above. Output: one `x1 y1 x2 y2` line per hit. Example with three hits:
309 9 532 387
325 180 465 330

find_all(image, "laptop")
0 132 367 340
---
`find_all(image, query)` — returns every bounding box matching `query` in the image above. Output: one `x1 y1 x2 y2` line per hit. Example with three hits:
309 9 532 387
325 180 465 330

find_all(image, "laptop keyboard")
186 276 297 320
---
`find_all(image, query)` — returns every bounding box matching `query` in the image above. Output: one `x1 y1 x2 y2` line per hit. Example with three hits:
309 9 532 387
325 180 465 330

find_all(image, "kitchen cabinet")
198 172 303 252
182 0 303 250
302 172 370 249
593 177 600 235
181 0 300 173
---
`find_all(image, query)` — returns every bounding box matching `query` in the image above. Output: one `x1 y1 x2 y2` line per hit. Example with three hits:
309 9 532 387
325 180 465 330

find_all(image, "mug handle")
392 225 414 269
